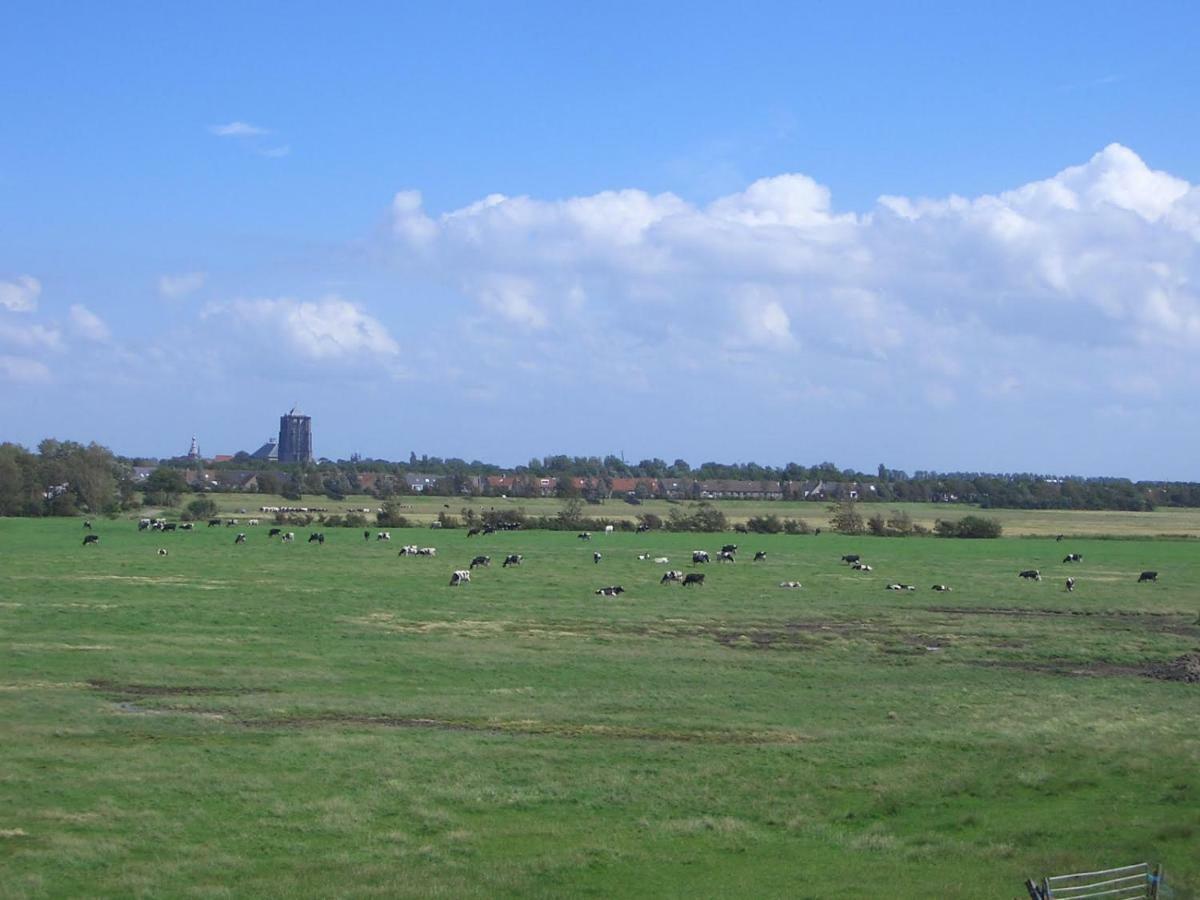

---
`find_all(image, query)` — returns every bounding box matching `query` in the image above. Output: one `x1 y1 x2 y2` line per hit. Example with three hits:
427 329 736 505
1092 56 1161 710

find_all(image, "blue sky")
3 2 1199 477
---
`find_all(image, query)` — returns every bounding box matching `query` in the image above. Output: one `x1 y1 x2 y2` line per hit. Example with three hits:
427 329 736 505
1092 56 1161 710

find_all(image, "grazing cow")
234 533 247 544
852 562 873 572
578 532 591 541
247 519 259 526
593 551 602 564
364 530 371 541
682 573 705 587
692 550 710 564
886 583 916 591
449 570 471 586
268 528 282 537
717 550 735 563
1065 577 1075 592
595 586 625 596
470 555 491 569
778 581 802 589
138 518 151 531
931 584 951 592
841 554 861 565
1018 569 1041 581
308 532 325 544
161 523 177 532
82 534 99 546
1056 534 1064 542
753 551 767 562
398 545 417 555
660 570 684 584
417 547 437 556
636 523 651 533
604 525 614 534
1063 553 1082 563
503 554 523 568
1138 571 1158 583
208 519 222 527
654 557 669 564
179 523 194 530
377 532 391 541
467 527 482 537
282 532 295 543
721 544 738 554
157 548 168 556
83 520 92 530
637 553 650 560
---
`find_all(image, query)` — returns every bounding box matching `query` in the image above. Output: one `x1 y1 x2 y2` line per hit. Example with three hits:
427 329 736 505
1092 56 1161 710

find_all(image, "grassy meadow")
1 512 1198 898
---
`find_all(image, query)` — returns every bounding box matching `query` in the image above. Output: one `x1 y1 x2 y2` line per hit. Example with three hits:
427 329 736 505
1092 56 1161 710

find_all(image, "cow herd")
80 518 1169 599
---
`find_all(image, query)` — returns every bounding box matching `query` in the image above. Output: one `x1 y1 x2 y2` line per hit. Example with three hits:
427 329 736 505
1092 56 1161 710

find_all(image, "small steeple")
187 435 200 459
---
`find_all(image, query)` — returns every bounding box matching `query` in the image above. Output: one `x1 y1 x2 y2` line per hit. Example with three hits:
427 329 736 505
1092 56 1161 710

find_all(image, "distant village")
113 407 1192 513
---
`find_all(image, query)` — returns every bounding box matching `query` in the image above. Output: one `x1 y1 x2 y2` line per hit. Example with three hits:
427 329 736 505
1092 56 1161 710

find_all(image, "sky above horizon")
3 2 1200 479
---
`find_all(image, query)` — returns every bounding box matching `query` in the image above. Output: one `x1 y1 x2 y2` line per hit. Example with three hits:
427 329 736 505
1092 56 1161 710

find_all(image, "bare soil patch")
1143 651 1200 684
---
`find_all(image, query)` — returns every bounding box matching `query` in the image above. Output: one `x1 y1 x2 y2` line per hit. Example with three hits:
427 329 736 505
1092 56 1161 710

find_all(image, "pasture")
203 491 1200 537
1 517 1198 898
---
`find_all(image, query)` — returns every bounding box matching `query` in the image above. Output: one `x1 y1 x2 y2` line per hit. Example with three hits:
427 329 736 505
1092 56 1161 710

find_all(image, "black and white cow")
578 532 591 541
449 570 470 586
157 548 168 556
1063 553 1082 563
595 586 625 596
692 550 710 564
234 533 247 544
269 528 282 537
208 518 222 528
778 581 801 589
717 550 735 563
661 570 684 584
886 583 916 591
503 554 523 568
753 551 767 562
841 554 861 565
308 532 325 544
931 584 952 592
161 523 177 532
1065 577 1075 592
417 547 437 556
721 544 738 554
1138 571 1158 583
470 555 491 569
282 532 295 543
377 532 391 541
593 551 602 564
1019 569 1041 581
636 523 651 533
852 562 873 572
82 534 99 546
682 573 705 587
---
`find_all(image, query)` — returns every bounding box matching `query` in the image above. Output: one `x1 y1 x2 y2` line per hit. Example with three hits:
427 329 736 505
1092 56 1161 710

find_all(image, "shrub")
783 518 811 534
436 511 461 529
746 514 784 534
181 497 219 522
637 513 663 531
934 515 1002 538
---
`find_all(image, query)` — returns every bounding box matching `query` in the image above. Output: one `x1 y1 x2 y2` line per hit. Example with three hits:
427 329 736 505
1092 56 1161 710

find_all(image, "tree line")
3 437 1200 516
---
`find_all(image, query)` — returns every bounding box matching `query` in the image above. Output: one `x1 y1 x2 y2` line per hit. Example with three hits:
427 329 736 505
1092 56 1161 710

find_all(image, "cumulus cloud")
0 275 41 312
388 144 1200 391
158 272 207 299
209 121 270 137
203 296 400 363
0 320 62 350
68 305 111 342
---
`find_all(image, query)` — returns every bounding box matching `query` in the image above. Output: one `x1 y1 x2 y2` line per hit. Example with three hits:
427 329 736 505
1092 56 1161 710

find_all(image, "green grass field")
1 516 1197 898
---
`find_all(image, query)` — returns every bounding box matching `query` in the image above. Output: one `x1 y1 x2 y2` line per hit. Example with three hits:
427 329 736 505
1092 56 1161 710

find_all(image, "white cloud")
384 143 1200 430
259 145 291 159
158 272 207 299
0 355 51 383
209 121 270 137
0 320 62 350
68 305 111 342
204 296 400 363
0 275 41 312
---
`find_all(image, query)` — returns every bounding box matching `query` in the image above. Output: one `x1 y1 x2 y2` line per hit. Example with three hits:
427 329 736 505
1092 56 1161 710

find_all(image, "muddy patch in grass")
968 658 1145 678
88 679 278 697
1144 651 1200 684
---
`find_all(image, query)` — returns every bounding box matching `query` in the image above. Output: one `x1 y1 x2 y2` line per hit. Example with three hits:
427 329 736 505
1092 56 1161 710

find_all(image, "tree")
828 500 865 535
183 497 219 521
558 496 585 530
144 467 189 506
